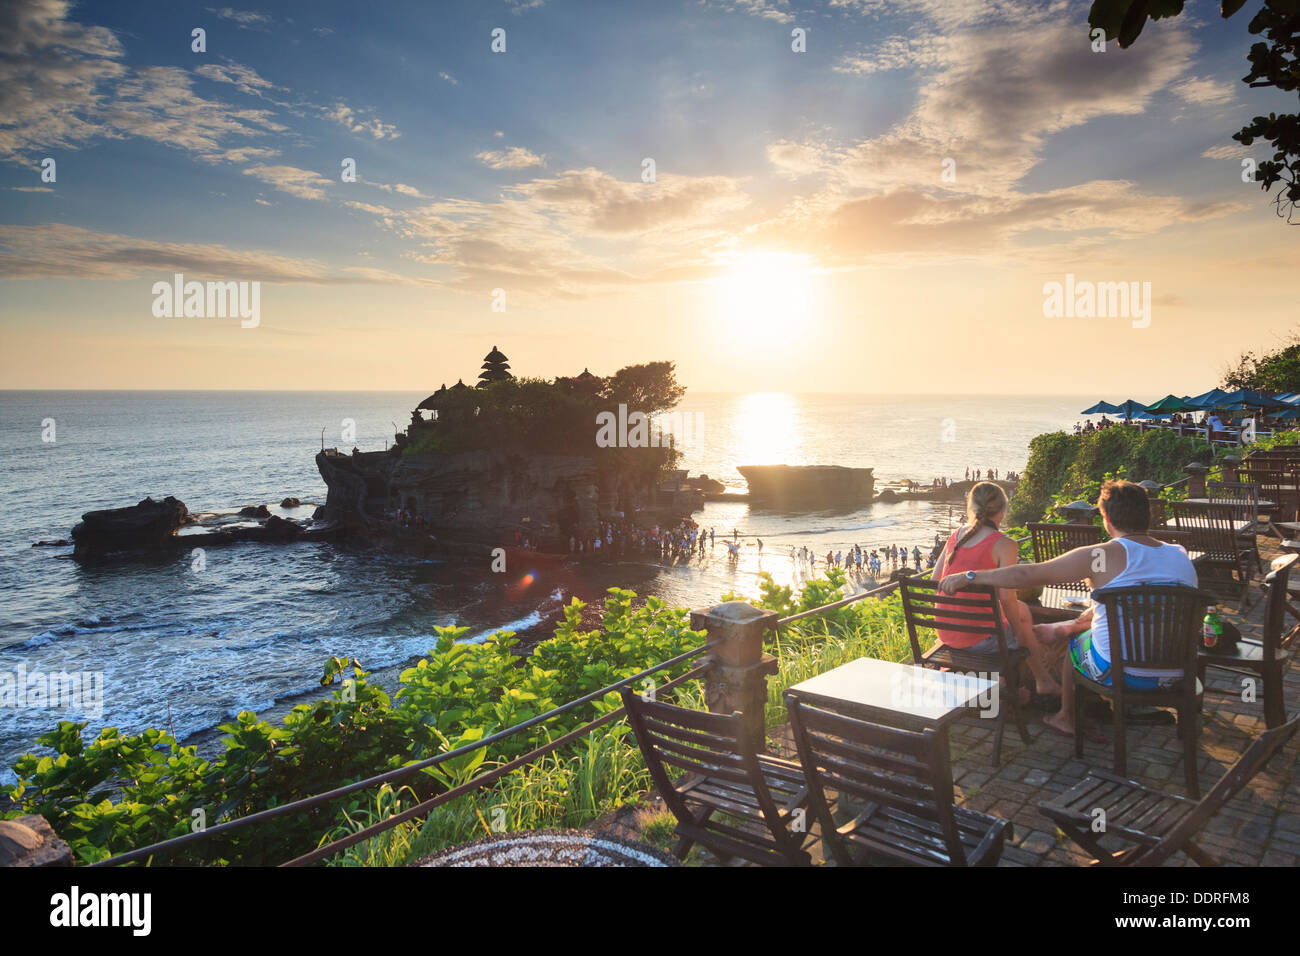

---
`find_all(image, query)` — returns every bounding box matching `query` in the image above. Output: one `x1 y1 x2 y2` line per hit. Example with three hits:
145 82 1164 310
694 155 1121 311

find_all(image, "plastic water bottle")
1203 607 1223 650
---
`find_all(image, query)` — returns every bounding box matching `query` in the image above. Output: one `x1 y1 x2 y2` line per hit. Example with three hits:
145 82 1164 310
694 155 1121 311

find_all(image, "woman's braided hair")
951 481 1007 554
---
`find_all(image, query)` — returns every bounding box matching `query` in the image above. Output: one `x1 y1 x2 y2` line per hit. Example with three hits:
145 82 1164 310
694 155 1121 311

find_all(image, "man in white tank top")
939 480 1199 738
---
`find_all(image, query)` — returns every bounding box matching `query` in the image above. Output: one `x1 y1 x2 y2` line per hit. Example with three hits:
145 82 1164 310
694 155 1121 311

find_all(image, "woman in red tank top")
932 483 1061 697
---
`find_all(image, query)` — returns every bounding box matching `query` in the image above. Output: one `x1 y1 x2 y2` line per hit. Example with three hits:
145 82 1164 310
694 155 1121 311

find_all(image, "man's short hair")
1099 479 1151 533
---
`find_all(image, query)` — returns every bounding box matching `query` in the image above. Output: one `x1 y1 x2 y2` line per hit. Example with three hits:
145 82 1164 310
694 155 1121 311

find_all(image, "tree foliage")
1089 0 1300 222
1222 334 1300 390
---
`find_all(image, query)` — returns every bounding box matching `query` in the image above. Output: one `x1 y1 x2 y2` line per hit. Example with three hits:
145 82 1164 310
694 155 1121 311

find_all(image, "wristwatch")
964 570 977 584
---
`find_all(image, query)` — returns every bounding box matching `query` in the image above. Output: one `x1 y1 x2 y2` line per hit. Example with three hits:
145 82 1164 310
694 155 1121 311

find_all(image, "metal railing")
93 642 712 867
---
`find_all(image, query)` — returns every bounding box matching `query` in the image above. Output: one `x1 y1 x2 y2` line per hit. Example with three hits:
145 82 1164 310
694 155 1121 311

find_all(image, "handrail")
776 579 900 627
94 641 712 867
287 660 710 866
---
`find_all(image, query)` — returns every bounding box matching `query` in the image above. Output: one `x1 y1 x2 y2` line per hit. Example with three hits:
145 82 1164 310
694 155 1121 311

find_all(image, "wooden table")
1028 586 1090 623
1170 515 1257 534
786 657 998 730
1183 498 1275 511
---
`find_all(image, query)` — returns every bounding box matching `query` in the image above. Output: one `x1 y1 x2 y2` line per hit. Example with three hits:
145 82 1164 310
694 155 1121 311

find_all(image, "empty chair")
1206 480 1262 573
619 687 811 866
897 578 1030 767
1200 553 1296 728
1041 713 1300 865
1171 500 1253 608
1027 522 1106 613
785 692 1012 866
1073 584 1214 797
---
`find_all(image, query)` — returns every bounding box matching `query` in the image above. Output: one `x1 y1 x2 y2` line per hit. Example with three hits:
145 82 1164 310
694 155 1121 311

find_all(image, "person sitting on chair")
938 480 1198 738
932 482 1060 697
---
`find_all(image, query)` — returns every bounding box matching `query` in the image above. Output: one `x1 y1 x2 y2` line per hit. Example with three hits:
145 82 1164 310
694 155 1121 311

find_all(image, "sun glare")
712 252 818 347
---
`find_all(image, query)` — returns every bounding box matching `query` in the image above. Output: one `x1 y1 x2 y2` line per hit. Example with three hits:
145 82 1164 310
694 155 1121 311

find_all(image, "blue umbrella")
1080 400 1122 414
1221 388 1289 409
1115 400 1148 420
1187 388 1229 408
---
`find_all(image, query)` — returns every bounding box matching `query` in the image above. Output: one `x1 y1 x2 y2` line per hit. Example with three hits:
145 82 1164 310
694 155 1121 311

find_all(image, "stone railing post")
1221 456 1241 483
1055 499 1099 524
1185 462 1209 499
690 601 778 753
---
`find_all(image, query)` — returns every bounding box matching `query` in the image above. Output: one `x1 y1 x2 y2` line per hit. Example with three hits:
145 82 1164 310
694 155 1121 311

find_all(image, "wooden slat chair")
1206 480 1263 573
1199 553 1296 728
784 693 1012 866
1028 522 1106 611
1075 584 1215 798
897 578 1031 767
1041 713 1300 865
1170 501 1253 609
1239 464 1296 524
619 687 811 866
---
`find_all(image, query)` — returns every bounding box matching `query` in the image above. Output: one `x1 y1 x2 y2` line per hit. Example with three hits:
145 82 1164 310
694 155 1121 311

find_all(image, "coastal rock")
280 497 301 508
31 539 69 547
263 514 302 540
686 474 725 494
875 488 900 503
239 505 271 518
71 496 188 559
0 815 72 867
738 465 874 509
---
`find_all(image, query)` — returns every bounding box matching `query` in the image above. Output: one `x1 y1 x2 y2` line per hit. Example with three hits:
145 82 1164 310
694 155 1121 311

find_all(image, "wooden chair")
1074 584 1214 797
619 687 811 866
1199 553 1296 728
1206 480 1263 573
1041 713 1300 865
1239 464 1296 524
898 578 1031 767
1027 522 1106 613
1170 501 1253 608
784 693 1012 866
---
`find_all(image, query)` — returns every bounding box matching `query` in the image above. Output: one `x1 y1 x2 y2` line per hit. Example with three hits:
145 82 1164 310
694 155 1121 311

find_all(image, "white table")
786 657 998 729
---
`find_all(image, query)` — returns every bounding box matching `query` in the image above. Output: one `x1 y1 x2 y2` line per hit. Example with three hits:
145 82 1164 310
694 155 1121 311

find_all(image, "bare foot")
1041 711 1074 736
1034 678 1063 697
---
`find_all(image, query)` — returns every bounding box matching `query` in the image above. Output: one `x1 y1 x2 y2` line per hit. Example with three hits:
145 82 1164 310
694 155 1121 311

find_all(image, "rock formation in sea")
315 351 702 552
71 495 189 559
737 465 875 507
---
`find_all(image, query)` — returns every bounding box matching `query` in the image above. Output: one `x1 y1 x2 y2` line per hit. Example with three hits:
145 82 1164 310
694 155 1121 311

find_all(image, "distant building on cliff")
478 346 512 386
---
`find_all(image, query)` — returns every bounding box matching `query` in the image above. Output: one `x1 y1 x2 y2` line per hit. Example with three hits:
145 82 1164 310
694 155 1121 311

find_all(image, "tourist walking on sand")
757 538 763 554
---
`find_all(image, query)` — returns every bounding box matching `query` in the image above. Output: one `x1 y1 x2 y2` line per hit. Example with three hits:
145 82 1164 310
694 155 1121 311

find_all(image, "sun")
711 251 818 346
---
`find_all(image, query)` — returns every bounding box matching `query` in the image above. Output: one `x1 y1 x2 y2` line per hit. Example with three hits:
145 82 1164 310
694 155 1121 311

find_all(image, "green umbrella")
1144 394 1200 414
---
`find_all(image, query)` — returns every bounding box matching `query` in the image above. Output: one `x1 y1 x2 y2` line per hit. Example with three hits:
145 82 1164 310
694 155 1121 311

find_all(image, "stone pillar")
1221 456 1241 483
1185 462 1209 499
690 601 778 753
0 815 72 867
1137 480 1164 529
1055 499 1099 524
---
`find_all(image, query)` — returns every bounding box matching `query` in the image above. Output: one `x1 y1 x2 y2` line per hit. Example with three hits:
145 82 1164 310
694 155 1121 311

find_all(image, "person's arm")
938 542 1100 595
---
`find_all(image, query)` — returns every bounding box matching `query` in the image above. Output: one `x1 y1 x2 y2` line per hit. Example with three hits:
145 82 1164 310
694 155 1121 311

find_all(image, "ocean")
0 390 1092 773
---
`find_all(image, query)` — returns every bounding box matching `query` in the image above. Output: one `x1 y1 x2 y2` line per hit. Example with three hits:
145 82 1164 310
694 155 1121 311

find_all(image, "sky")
0 0 1297 395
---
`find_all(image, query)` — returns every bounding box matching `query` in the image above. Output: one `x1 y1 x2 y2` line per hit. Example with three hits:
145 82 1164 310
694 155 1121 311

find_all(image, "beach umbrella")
1272 405 1300 420
1221 388 1288 409
1186 388 1229 408
1114 400 1148 420
1080 400 1122 415
1144 394 1200 415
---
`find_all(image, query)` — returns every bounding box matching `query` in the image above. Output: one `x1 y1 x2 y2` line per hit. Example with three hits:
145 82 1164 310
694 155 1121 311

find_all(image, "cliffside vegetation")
1008 427 1213 524
401 361 686 481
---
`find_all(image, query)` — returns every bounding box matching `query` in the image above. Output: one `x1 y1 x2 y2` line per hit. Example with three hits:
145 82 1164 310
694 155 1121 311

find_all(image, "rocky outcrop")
280 497 302 508
316 446 691 551
738 465 875 508
238 505 271 518
71 496 188 559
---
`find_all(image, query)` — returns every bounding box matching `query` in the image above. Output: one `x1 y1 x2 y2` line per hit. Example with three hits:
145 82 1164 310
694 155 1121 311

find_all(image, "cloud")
1173 75 1234 106
0 223 420 284
242 164 333 200
373 182 427 198
707 0 794 23
1202 143 1250 160
834 34 949 74
207 8 272 29
385 167 750 295
195 61 282 98
476 146 544 170
324 103 400 140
